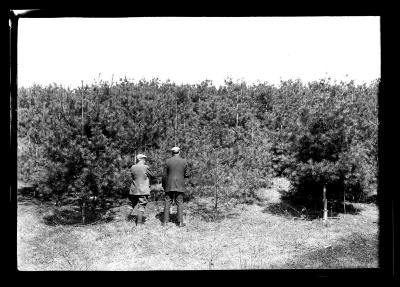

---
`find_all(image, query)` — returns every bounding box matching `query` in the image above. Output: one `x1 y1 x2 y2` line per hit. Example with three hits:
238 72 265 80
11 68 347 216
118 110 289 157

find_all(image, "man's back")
164 155 189 192
130 162 152 195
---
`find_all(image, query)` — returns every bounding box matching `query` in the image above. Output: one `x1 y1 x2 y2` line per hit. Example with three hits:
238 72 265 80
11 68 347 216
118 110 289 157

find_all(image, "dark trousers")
129 195 148 212
129 195 148 225
163 191 184 224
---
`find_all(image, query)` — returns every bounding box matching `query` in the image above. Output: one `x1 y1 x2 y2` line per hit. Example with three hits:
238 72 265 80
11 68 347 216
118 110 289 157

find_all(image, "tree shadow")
43 207 84 226
155 211 179 225
187 201 241 222
17 185 36 197
125 213 149 224
262 199 361 221
18 181 141 226
328 200 362 216
281 232 378 268
262 201 307 218
42 205 116 226
126 213 136 222
17 185 52 203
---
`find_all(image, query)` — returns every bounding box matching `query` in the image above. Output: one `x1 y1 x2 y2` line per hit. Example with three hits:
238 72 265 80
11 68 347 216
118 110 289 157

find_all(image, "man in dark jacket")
162 146 190 227
129 153 154 226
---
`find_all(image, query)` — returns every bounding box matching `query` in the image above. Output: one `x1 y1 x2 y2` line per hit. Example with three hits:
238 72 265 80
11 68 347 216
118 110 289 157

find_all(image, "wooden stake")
82 201 86 225
251 118 254 142
236 91 239 128
214 152 219 220
33 144 38 198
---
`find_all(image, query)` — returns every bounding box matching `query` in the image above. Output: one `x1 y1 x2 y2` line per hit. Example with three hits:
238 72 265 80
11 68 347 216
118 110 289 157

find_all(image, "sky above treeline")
16 15 380 89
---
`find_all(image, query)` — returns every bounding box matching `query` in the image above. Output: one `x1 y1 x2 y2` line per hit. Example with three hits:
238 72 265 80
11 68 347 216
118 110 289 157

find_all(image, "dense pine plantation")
17 78 378 221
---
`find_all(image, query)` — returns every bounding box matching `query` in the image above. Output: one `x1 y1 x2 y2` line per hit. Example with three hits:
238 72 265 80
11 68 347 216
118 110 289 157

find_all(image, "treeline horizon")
18 76 379 91
17 77 379 217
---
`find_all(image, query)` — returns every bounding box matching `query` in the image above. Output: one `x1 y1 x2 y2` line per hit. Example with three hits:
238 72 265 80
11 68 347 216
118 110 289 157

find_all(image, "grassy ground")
17 181 379 270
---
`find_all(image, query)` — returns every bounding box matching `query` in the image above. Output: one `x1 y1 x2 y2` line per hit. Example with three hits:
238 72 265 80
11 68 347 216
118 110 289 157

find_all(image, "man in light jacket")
129 153 154 226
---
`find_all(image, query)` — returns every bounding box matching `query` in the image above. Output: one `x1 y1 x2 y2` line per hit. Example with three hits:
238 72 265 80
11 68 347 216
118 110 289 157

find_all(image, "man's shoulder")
132 163 148 170
166 156 186 164
176 156 187 164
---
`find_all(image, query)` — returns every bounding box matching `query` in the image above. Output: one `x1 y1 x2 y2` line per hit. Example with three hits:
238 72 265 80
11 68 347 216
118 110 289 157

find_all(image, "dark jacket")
164 155 190 192
129 161 154 195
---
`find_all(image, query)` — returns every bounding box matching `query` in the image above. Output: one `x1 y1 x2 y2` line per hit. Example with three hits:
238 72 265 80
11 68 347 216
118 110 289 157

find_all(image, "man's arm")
146 166 155 179
162 163 168 189
184 162 190 178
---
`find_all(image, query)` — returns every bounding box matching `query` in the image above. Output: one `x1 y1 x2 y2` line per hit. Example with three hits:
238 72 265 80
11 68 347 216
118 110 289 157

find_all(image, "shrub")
17 78 378 221
285 80 378 207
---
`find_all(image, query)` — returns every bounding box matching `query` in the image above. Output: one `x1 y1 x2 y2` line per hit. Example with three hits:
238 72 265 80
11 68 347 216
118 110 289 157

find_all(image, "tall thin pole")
42 102 45 135
175 99 178 146
80 81 86 224
236 91 239 128
251 118 254 143
81 81 84 135
323 185 328 221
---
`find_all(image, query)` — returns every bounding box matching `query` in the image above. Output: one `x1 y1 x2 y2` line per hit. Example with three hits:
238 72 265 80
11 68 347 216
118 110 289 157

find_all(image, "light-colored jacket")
129 161 154 195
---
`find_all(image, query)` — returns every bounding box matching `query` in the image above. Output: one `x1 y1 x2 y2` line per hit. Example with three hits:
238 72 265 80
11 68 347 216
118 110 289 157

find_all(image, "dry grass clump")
17 191 378 270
